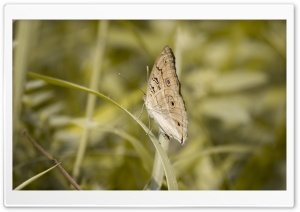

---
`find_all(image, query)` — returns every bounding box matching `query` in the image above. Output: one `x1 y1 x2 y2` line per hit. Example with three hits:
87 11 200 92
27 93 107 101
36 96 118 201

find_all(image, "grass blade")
172 145 258 167
28 72 178 190
73 20 109 180
103 127 153 173
14 163 60 190
146 134 170 190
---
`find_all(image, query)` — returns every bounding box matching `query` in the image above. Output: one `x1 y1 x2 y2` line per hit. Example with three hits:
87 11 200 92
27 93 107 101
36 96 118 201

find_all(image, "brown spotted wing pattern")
144 46 188 144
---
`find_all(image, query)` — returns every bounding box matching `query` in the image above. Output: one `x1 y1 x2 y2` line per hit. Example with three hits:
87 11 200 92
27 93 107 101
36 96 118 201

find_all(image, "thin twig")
22 130 82 190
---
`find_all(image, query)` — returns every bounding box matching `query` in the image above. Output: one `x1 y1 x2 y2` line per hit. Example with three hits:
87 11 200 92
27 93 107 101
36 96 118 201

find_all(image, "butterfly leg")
146 118 153 135
136 102 145 120
159 128 170 141
144 112 154 139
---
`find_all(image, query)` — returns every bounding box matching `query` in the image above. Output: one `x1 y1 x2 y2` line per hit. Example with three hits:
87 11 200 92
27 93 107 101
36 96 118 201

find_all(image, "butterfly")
144 45 188 145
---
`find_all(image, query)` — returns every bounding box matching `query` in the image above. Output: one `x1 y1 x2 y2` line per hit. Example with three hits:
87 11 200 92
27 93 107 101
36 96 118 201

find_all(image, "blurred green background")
13 20 286 190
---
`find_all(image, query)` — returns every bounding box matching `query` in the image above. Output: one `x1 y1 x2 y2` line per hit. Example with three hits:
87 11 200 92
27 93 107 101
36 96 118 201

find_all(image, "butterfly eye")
177 122 181 126
164 59 167 64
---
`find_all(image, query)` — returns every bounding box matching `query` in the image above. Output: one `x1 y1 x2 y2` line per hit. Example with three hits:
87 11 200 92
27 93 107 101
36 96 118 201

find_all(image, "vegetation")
13 20 286 190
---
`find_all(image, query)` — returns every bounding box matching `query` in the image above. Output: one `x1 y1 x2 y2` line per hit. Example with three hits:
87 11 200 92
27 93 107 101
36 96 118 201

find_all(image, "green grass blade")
13 21 39 130
73 20 109 180
146 134 170 190
172 145 258 167
103 127 153 173
28 72 178 190
14 163 60 190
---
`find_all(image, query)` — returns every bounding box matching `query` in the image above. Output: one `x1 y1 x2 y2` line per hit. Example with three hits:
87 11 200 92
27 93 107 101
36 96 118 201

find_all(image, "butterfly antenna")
118 73 146 95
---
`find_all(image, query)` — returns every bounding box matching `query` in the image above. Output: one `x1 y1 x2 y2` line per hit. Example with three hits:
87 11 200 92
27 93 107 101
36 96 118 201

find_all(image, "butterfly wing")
144 46 188 144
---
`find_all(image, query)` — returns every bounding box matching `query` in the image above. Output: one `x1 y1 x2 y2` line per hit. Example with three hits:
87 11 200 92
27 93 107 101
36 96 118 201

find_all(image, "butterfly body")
144 46 188 145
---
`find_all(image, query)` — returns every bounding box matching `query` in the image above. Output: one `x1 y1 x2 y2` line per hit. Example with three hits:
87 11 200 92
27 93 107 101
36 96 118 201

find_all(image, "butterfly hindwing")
144 46 188 145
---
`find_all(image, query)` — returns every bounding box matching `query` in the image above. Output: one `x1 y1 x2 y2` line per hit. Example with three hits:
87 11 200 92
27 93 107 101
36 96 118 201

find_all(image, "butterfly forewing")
144 45 188 144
